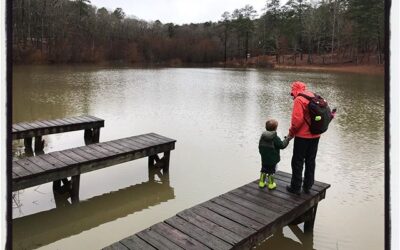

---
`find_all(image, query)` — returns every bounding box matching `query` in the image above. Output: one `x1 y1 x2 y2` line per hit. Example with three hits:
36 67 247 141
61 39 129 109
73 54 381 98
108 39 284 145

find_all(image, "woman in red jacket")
286 81 322 195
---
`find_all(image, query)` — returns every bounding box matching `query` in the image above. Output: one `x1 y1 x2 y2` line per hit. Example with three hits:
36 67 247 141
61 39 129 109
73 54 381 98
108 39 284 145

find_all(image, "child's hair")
265 119 278 131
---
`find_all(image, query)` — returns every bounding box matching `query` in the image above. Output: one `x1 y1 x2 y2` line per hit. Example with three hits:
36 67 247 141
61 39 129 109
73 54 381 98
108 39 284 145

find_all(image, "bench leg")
34 136 45 153
24 137 33 154
70 175 81 204
162 151 170 173
304 204 318 232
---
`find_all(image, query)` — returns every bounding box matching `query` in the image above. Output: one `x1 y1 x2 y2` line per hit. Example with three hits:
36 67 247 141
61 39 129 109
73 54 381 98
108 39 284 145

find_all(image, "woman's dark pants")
290 137 320 191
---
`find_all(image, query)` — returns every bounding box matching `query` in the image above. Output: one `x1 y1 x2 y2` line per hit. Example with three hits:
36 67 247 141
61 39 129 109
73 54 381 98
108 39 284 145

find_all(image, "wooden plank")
34 120 51 128
25 121 44 129
85 115 104 122
201 201 264 230
16 122 34 130
245 182 305 204
61 150 90 164
148 133 176 142
151 222 209 250
49 151 79 165
15 159 44 174
103 242 129 250
126 137 154 148
26 156 57 172
106 141 133 153
165 216 233 250
70 148 99 161
233 186 295 210
74 116 95 123
114 139 143 151
191 205 255 238
77 146 108 159
40 120 59 127
212 195 279 223
86 144 116 157
12 124 24 131
276 171 329 189
12 170 18 179
36 154 68 169
177 209 242 245
12 162 32 177
120 235 156 250
95 143 126 155
137 228 183 250
49 118 70 126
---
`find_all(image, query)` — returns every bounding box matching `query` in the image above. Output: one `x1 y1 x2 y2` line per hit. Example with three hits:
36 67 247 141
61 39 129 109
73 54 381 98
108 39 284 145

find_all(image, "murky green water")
12 65 384 250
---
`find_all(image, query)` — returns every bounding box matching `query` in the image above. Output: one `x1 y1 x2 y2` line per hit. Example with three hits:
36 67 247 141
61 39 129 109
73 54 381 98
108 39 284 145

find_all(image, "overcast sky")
90 0 267 24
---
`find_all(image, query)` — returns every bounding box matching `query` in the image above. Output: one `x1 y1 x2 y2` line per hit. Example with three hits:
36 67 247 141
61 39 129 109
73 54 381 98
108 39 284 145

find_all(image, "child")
259 119 290 189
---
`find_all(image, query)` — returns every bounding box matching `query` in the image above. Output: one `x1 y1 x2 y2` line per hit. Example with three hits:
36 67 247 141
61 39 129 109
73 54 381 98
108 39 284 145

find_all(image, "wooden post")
24 137 33 153
148 155 155 168
162 151 170 173
70 175 81 203
84 129 93 145
52 180 62 192
304 204 318 232
34 136 44 152
92 128 100 143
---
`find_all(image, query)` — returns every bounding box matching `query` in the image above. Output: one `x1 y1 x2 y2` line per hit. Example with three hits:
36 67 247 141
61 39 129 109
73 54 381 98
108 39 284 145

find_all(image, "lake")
12 65 384 250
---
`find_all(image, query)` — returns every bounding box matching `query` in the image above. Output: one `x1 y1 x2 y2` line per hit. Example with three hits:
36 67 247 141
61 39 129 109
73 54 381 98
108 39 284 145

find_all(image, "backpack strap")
297 93 313 100
296 93 312 127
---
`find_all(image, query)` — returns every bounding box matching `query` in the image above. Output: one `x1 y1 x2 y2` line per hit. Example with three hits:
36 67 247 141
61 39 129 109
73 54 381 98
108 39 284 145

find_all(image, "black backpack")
298 93 333 134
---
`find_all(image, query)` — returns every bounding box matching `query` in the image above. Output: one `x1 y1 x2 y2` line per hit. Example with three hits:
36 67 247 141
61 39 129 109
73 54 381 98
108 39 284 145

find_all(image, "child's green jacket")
258 131 289 166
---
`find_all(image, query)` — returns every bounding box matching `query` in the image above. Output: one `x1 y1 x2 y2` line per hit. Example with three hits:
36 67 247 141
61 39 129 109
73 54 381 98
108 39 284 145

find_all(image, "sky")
89 0 267 25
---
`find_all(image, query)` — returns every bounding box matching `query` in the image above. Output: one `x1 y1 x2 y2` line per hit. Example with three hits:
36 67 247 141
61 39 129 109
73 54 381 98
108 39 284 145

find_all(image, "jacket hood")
262 130 277 140
291 81 307 97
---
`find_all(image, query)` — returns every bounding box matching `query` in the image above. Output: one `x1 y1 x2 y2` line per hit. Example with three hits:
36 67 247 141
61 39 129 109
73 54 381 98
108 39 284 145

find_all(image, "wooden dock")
12 115 104 152
12 133 176 202
104 171 330 250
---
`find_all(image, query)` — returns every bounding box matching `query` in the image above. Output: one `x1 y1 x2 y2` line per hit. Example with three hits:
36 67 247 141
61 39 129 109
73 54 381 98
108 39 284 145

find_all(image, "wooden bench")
12 115 104 152
104 171 330 250
12 133 176 203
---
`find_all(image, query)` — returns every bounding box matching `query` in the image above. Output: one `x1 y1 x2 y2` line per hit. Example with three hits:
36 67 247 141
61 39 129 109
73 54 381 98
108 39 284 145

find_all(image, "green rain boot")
268 174 277 190
259 173 266 188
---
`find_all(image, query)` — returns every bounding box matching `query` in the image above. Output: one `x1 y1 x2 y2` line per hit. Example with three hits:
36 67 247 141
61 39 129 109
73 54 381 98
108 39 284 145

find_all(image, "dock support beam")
24 137 33 154
34 136 44 153
148 151 171 173
304 204 318 232
84 128 101 144
70 175 80 203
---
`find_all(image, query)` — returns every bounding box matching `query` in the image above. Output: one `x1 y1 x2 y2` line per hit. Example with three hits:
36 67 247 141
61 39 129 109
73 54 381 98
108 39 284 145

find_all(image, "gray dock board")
12 133 176 192
12 115 104 140
120 235 156 250
105 171 330 250
151 223 209 250
165 216 233 250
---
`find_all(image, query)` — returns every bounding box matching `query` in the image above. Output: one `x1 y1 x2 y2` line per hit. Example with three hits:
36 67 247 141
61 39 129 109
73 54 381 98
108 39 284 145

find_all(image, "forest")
12 0 385 66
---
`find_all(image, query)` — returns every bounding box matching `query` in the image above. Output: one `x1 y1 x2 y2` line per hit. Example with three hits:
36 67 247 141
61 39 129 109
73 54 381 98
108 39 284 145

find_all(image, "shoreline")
13 62 385 76
272 64 384 76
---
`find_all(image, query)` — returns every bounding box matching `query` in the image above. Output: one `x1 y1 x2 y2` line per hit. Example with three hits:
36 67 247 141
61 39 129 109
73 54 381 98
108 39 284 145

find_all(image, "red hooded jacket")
288 81 321 139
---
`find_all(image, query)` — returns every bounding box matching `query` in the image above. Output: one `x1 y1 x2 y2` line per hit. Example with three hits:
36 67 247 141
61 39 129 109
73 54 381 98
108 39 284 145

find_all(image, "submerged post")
70 175 81 203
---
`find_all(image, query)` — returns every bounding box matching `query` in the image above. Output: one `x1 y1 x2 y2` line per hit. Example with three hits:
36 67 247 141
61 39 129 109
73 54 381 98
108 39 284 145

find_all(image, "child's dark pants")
290 137 320 191
261 164 277 175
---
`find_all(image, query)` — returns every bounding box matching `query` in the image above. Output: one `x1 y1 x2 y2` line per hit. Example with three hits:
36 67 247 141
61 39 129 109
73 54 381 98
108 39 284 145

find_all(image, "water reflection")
258 226 315 250
12 167 174 250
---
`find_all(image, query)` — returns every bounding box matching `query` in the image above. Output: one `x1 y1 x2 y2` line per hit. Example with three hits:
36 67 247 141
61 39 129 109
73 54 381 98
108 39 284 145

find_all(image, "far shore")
272 64 384 76
14 61 385 76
